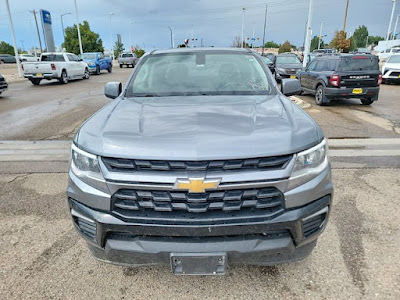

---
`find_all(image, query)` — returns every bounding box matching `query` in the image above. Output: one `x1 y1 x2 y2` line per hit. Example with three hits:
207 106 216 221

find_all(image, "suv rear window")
339 57 378 72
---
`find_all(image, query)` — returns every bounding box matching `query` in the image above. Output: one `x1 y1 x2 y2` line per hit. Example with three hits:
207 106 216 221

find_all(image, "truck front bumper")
68 193 331 268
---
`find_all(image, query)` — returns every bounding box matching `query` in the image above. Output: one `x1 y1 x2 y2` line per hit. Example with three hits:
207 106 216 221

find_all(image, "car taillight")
329 74 340 87
377 74 382 86
51 63 56 70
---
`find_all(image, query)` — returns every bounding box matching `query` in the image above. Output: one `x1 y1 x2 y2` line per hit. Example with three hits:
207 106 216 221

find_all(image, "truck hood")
77 95 323 160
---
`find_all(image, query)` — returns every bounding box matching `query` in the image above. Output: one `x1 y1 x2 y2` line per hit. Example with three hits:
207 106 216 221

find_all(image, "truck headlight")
70 144 109 193
287 139 329 190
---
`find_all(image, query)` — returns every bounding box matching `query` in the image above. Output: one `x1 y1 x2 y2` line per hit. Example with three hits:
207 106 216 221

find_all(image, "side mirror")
105 82 122 99
281 79 302 96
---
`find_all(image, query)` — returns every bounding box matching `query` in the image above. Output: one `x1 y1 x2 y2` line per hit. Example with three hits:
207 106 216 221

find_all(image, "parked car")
22 52 90 85
0 73 8 95
272 53 303 82
0 54 16 64
80 52 113 75
262 55 275 73
378 47 400 61
382 54 400 83
19 54 39 62
67 48 333 275
297 54 382 105
118 53 138 68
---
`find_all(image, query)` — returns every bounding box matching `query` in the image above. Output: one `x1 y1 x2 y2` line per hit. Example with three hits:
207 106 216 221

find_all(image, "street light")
74 0 83 55
168 26 174 49
241 6 246 48
109 12 115 60
61 12 71 46
129 20 134 52
393 14 400 40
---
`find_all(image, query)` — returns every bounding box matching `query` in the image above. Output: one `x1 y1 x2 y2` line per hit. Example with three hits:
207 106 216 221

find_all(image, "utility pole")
4 0 22 77
61 13 71 46
387 0 397 41
261 4 268 56
168 26 173 49
366 35 369 47
393 14 400 40
30 10 43 53
129 20 134 51
318 18 324 50
74 0 83 54
109 12 115 59
343 0 350 33
251 20 255 48
303 0 314 68
241 6 246 48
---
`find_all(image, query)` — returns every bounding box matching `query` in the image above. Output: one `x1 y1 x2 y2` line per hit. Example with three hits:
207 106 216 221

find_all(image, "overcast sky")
0 0 397 52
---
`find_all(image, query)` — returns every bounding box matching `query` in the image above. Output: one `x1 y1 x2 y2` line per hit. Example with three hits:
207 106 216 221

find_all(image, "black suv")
297 54 382 105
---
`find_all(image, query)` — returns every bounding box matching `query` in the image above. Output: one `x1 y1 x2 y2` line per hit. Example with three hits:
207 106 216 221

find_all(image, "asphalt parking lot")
0 66 399 299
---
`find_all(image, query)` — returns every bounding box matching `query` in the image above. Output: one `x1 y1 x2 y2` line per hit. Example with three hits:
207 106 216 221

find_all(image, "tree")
264 41 280 48
330 30 351 53
310 36 324 52
113 41 124 58
133 45 145 58
63 21 103 54
368 35 384 46
278 41 292 53
0 41 14 55
353 25 369 48
231 36 242 48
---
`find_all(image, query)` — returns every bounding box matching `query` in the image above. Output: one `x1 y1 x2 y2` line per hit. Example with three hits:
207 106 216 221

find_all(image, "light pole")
241 6 246 48
343 0 350 33
30 10 43 53
73 0 83 54
20 40 24 52
318 18 324 50
393 14 400 40
168 26 174 49
129 20 134 52
261 4 268 55
303 0 314 68
109 12 115 60
387 0 397 41
61 12 71 46
4 0 22 77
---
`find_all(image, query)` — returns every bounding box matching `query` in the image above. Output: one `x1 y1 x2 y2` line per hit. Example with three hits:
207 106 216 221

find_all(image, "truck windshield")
339 57 378 71
276 55 301 64
81 54 97 59
125 52 272 97
41 54 65 62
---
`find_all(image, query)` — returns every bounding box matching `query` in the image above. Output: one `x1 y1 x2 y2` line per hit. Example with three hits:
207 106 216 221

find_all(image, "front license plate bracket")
171 252 227 275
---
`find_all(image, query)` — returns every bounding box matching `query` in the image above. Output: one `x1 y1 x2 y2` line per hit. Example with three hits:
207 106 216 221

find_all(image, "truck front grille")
102 155 292 173
111 187 284 223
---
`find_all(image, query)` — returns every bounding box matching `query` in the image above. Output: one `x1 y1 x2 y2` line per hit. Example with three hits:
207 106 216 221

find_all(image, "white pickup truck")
22 52 90 85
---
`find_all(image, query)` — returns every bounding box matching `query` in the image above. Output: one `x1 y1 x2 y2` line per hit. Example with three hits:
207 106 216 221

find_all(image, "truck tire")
108 64 112 73
59 70 68 84
315 85 330 106
96 66 101 75
30 79 41 85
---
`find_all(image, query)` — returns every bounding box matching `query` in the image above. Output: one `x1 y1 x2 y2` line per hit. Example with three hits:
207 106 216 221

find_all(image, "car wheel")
361 98 374 105
96 66 101 75
30 79 41 85
83 68 90 79
108 64 112 73
59 70 68 84
315 85 330 106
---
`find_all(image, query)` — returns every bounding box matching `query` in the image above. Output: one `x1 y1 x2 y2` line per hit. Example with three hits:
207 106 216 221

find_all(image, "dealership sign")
40 9 55 52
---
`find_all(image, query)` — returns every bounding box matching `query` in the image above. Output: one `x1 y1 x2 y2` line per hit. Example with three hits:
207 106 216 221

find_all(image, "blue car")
80 52 112 75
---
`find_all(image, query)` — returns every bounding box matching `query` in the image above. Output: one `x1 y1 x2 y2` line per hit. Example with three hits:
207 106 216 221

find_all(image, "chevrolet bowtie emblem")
174 178 221 193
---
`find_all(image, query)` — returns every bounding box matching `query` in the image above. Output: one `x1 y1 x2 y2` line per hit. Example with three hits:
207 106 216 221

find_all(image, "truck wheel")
59 70 68 84
108 64 112 73
30 79 41 85
315 85 330 106
83 68 90 79
361 98 374 105
96 66 101 75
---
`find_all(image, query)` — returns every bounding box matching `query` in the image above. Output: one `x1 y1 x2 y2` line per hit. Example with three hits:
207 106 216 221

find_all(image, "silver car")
67 48 333 275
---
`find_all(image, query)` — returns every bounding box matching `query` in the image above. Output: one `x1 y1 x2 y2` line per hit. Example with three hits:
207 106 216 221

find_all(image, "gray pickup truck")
117 53 138 68
67 48 333 275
